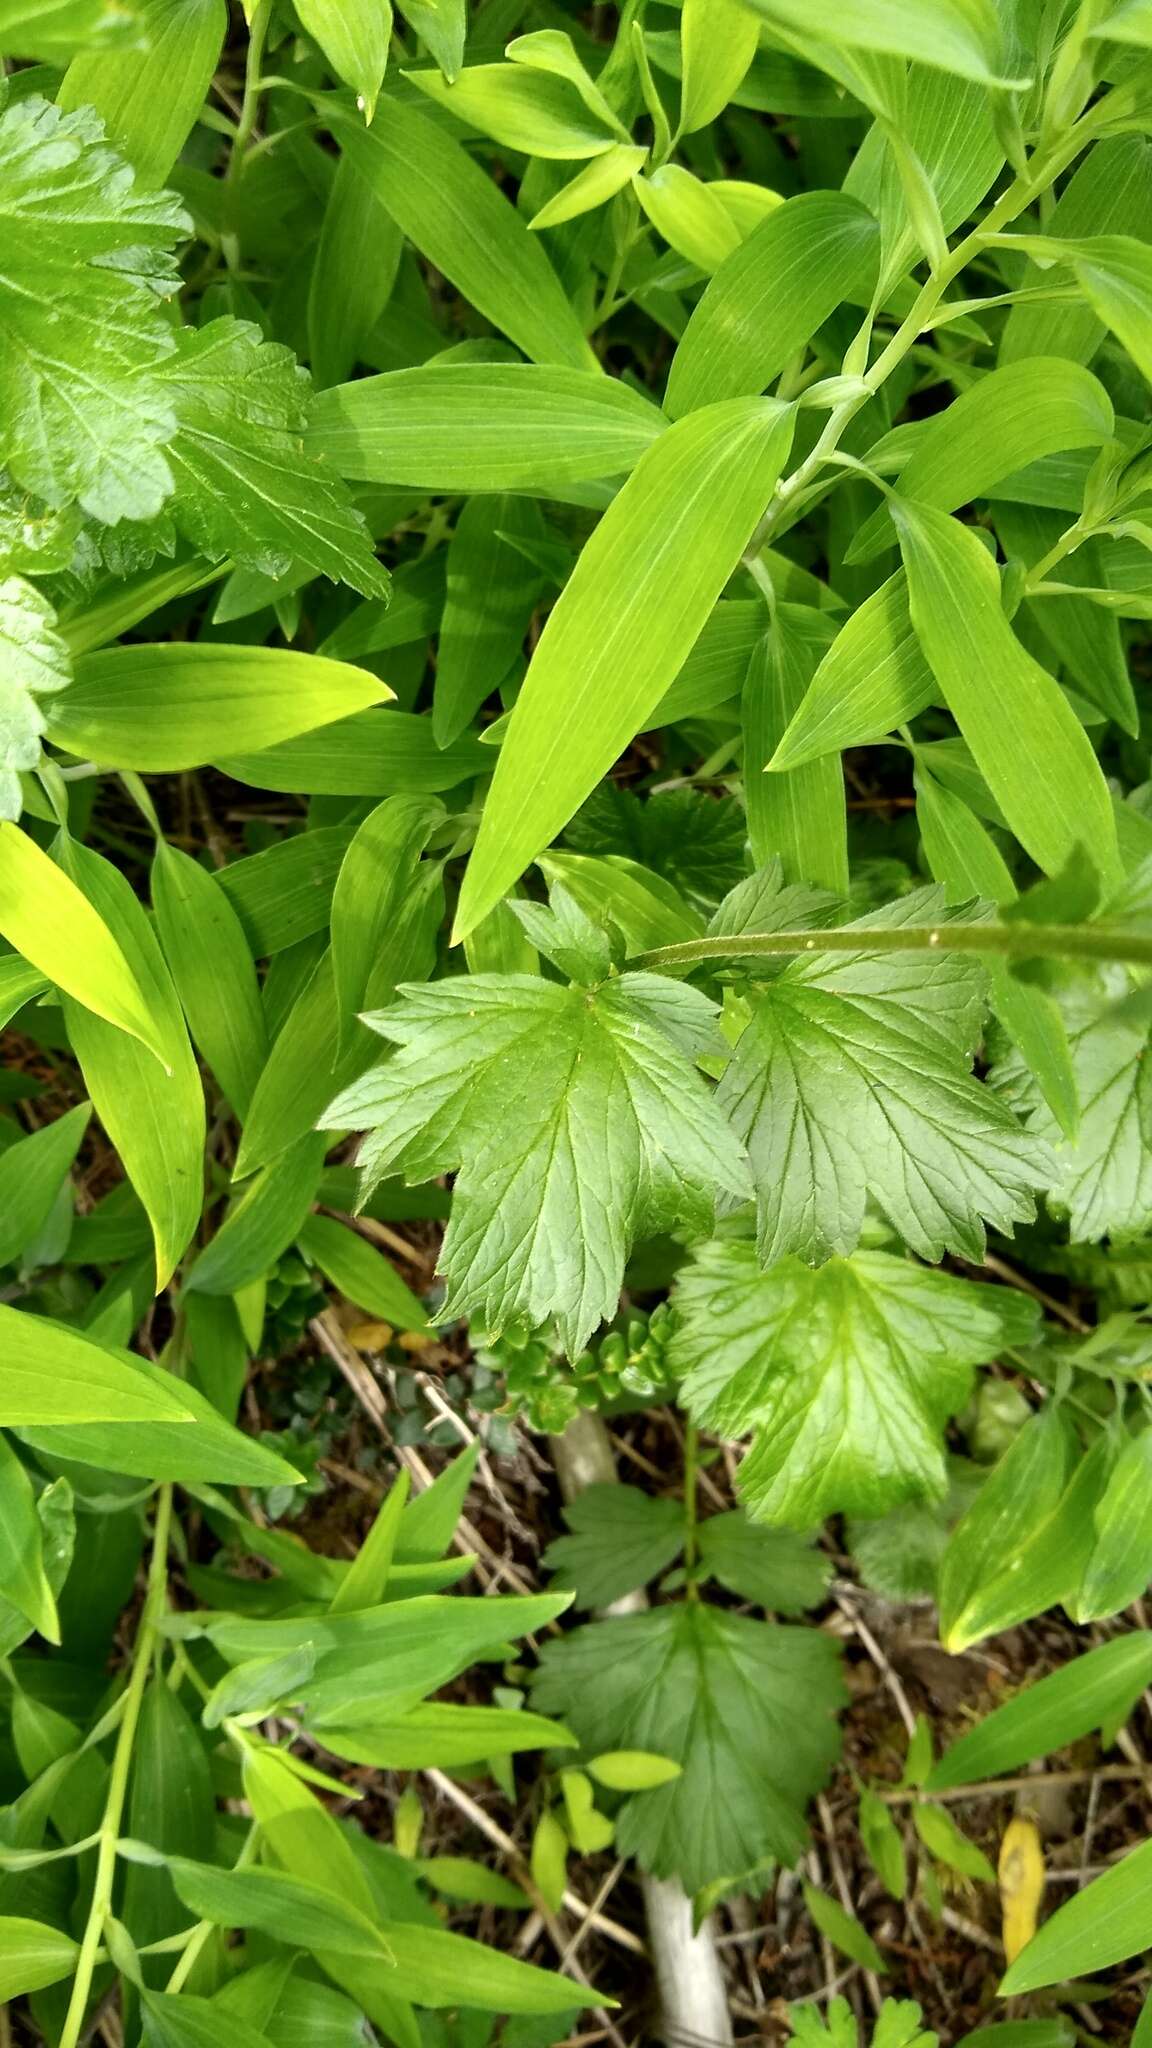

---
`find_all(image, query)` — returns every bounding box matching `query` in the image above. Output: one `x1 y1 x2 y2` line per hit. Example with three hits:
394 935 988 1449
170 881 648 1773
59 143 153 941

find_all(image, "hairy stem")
632 922 1152 974
58 1486 173 2048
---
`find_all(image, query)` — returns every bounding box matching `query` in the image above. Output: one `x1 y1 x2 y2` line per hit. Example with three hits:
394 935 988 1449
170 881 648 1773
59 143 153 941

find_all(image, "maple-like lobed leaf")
323 969 751 1355
531 1600 845 1892
719 884 1055 1265
0 97 187 524
0 574 70 817
670 1240 1040 1525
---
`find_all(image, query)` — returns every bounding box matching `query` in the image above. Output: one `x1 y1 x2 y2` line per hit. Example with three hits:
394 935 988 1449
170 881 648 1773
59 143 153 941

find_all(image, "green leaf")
329 793 444 1054
0 1916 78 1999
696 1510 831 1612
0 0 145 58
323 969 749 1355
586 1750 682 1790
217 709 488 798
327 1471 409 1615
0 574 70 819
308 151 403 390
0 1477 72 1659
434 496 542 746
456 398 796 937
912 1802 995 1882
716 883 1051 1265
184 1133 326 1297
310 362 665 492
928 1635 1152 1790
1000 1835 1152 1993
0 1303 194 1425
894 500 1121 889
915 759 1079 1140
678 0 759 131
0 1432 59 1640
993 975 1152 1241
416 1857 529 1908
532 1600 845 1893
152 841 268 1119
859 1787 907 1899
664 1228 1033 1540
337 100 593 369
769 571 934 771
321 1701 577 1769
743 606 848 893
152 1851 390 1956
850 359 1114 563
407 60 619 158
297 0 391 118
529 144 648 229
19 1341 302 1485
0 95 186 522
0 822 158 1050
742 0 1022 86
123 1679 216 1977
58 0 227 188
148 320 390 594
48 643 390 772
142 1991 277 2048
0 1099 89 1268
665 193 879 417
633 165 742 272
55 835 205 1290
671 1240 1036 1524
802 1883 886 1972
1075 1434 1152 1622
298 1215 430 1335
542 1483 685 1608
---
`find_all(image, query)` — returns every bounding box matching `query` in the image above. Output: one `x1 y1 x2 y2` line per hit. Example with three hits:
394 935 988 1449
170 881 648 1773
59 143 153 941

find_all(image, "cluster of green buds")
474 1304 678 1434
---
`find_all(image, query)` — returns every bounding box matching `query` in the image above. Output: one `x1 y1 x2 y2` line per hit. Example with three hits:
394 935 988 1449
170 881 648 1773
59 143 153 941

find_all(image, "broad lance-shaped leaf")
665 191 880 417
0 577 70 819
0 96 187 523
993 974 1152 1242
717 884 1053 1266
151 319 389 594
894 499 1122 890
322 969 750 1356
455 397 796 939
531 1601 845 1893
670 1240 1039 1525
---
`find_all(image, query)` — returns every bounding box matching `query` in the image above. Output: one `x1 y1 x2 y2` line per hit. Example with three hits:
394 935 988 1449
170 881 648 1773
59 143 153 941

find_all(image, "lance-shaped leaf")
455 397 795 938
739 0 1023 86
531 1600 845 1892
58 0 228 189
0 95 186 523
717 885 1052 1266
670 1239 1039 1524
323 966 750 1356
894 500 1121 889
666 191 880 417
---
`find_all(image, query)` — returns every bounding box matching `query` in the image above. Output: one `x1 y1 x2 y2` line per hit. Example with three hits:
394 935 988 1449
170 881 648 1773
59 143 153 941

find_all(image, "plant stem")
631 921 1152 974
58 1486 173 2048
682 1424 699 1594
222 0 272 271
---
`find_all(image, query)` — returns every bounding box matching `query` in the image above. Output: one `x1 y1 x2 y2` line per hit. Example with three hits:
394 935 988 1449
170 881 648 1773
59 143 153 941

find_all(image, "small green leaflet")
717 884 1053 1266
0 96 186 523
323 961 750 1355
542 1483 686 1608
531 1600 845 1893
0 575 70 818
670 1240 1038 1524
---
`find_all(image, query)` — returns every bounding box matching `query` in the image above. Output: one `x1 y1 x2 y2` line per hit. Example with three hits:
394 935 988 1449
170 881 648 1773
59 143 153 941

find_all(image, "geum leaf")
322 963 750 1357
0 95 187 523
153 318 390 594
531 1600 845 1894
0 576 70 819
670 1239 1038 1525
717 884 1053 1266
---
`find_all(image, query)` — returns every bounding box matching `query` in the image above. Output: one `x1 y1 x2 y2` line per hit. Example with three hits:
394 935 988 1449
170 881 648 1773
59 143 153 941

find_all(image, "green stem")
682 1424 699 1593
222 0 273 271
58 1487 173 2048
631 922 1152 974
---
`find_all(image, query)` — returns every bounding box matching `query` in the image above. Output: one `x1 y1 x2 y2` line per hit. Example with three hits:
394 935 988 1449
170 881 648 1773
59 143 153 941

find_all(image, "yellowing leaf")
999 1816 1046 1965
